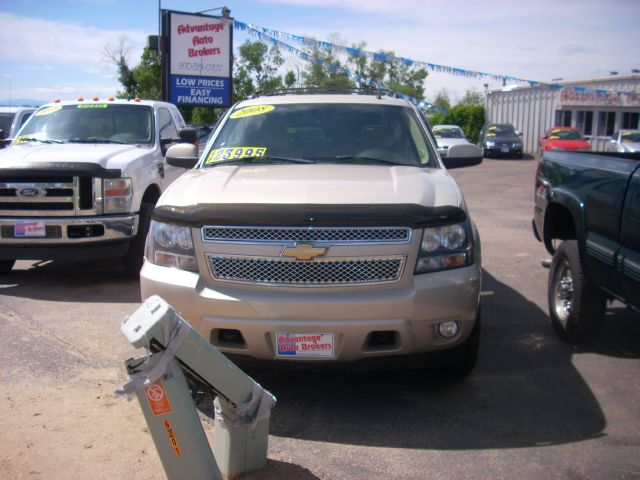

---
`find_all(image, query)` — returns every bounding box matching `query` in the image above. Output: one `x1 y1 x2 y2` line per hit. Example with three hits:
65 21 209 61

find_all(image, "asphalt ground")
1 155 639 479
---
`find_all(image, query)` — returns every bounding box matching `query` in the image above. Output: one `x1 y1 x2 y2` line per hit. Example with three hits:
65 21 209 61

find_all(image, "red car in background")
539 127 590 154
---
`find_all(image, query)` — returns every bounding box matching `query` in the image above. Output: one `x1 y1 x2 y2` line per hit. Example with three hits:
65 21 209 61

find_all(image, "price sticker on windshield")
205 146 267 164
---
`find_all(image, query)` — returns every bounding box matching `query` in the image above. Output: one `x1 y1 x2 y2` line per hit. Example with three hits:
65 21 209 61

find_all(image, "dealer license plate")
14 221 46 237
276 333 335 358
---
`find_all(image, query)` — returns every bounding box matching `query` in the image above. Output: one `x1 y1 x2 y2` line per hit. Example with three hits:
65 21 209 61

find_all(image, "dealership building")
484 73 640 153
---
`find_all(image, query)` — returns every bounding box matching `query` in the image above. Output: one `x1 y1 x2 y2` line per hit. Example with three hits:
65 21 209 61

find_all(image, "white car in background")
0 106 36 147
608 129 640 153
432 124 481 160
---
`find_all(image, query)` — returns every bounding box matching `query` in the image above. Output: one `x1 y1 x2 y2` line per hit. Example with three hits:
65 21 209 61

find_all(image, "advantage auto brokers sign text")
168 11 232 107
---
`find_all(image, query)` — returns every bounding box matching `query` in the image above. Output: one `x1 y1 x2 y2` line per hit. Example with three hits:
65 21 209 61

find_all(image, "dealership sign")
165 11 233 107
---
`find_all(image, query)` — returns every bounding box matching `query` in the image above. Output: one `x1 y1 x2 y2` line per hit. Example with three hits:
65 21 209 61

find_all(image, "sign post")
161 9 233 107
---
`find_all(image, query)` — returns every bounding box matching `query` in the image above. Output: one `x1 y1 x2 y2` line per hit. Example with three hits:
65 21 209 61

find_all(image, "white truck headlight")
104 178 133 214
146 220 198 272
415 223 471 273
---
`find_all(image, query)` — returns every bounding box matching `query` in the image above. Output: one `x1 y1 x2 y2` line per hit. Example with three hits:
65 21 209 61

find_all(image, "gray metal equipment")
120 296 276 480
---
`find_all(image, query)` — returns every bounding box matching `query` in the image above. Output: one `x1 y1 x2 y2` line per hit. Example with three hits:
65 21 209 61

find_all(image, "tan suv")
141 91 483 374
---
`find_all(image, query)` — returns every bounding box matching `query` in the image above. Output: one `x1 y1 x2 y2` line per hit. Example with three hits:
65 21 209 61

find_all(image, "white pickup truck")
0 98 193 276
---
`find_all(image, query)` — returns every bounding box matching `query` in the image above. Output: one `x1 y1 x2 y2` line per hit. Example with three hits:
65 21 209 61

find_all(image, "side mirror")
443 144 483 169
166 143 199 169
517 131 523 137
179 127 198 144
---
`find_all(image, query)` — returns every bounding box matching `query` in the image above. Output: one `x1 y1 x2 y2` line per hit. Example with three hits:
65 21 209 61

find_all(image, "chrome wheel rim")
553 260 573 328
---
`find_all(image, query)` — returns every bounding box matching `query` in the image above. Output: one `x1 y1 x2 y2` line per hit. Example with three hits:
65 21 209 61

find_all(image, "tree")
427 103 485 144
460 88 485 106
433 88 452 113
345 46 428 99
233 41 295 99
303 42 355 90
132 47 161 100
103 36 161 100
103 35 137 98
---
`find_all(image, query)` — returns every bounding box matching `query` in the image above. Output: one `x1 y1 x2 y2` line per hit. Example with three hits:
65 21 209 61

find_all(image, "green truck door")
618 166 640 308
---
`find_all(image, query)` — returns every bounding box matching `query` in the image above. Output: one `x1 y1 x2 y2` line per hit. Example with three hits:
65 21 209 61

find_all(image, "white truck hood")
160 164 462 209
0 143 152 172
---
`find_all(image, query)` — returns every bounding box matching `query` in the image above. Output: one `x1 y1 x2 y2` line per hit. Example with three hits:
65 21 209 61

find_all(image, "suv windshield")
15 104 153 145
487 124 517 137
550 129 583 140
204 102 436 168
433 126 464 139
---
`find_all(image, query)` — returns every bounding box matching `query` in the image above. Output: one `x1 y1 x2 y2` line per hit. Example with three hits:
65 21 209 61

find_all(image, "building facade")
485 74 640 153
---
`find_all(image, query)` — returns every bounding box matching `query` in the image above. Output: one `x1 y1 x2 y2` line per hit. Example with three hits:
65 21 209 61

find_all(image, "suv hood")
161 164 462 209
0 143 151 172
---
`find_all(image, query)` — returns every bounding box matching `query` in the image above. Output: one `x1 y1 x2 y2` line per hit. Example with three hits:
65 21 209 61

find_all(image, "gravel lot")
1 156 639 479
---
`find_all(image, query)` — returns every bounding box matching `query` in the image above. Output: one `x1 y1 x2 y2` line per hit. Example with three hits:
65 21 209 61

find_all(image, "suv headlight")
104 178 132 214
415 223 471 273
145 220 198 272
484 141 495 147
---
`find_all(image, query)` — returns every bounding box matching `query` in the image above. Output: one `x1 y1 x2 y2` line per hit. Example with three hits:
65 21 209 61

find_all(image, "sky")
0 0 638 106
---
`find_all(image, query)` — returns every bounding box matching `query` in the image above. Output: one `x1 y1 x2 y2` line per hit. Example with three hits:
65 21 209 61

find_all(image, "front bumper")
0 214 138 260
140 261 482 364
0 214 138 243
483 145 523 157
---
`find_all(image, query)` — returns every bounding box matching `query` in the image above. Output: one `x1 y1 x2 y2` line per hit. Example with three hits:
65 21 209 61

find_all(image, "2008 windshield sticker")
206 147 267 163
229 105 274 119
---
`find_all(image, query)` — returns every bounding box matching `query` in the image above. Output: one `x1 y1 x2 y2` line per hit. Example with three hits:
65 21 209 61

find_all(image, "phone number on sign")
178 62 225 73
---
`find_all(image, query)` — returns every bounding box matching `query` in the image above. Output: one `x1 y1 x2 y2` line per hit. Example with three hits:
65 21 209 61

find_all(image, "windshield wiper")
67 137 127 144
16 136 64 144
210 156 316 166
334 155 407 166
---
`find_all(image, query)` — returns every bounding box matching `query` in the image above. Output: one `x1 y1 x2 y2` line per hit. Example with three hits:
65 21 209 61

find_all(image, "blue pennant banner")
233 20 639 105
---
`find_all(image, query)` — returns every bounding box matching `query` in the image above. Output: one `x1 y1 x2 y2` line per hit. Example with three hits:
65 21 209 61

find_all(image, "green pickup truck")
533 150 640 343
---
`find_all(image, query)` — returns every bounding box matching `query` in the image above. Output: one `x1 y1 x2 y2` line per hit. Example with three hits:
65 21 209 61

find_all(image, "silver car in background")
609 129 640 153
432 124 480 159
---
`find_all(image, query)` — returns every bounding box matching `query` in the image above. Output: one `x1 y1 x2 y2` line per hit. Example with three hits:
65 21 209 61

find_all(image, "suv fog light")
437 321 459 338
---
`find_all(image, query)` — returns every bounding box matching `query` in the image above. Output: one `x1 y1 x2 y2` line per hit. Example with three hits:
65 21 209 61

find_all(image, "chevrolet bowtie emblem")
281 243 327 261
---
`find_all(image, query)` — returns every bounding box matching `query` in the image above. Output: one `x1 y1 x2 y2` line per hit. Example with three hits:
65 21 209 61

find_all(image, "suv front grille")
207 255 405 286
202 226 411 244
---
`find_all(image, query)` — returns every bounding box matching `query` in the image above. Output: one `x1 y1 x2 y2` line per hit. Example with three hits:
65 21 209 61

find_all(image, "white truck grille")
0 175 97 216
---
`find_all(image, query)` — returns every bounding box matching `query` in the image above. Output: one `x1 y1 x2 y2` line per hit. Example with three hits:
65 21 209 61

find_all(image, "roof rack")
251 87 393 99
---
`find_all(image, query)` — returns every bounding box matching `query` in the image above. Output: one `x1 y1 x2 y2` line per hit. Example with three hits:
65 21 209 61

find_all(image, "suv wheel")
548 240 606 343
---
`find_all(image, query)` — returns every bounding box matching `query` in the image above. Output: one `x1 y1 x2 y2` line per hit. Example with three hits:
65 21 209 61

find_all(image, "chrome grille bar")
202 225 411 244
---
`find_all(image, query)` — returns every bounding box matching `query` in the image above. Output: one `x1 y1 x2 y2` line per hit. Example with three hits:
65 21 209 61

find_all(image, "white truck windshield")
16 104 153 145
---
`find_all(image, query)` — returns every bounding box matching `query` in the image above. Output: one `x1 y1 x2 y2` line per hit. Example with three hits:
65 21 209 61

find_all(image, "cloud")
557 45 598 55
0 12 146 73
7 83 122 102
